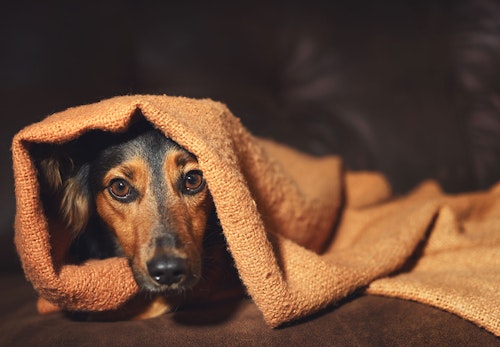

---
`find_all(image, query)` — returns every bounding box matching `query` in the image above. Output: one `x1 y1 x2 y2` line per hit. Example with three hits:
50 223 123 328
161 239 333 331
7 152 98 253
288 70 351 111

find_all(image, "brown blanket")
11 95 500 335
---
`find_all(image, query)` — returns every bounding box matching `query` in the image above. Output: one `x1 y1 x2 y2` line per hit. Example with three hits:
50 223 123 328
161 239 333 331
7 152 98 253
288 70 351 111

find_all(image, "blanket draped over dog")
12 95 500 335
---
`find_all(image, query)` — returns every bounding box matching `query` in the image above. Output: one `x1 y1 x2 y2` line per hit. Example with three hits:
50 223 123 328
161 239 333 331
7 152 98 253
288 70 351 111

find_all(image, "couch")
1 1 499 345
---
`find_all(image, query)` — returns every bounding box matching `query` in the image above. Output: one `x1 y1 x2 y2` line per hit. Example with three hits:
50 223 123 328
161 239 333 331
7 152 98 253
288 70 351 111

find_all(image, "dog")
35 120 241 320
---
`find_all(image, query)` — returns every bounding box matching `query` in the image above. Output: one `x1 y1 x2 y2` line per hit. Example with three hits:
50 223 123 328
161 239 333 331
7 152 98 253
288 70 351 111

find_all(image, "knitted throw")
12 95 500 335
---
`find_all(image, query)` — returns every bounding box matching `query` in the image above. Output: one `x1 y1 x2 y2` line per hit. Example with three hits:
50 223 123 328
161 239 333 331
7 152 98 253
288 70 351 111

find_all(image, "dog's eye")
182 170 205 194
108 178 135 201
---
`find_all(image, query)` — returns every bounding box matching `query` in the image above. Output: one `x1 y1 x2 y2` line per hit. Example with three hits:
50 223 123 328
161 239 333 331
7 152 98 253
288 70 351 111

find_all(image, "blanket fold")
11 95 500 335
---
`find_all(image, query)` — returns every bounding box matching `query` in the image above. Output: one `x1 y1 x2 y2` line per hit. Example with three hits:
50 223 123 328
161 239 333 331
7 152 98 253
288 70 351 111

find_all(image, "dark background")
2 0 500 272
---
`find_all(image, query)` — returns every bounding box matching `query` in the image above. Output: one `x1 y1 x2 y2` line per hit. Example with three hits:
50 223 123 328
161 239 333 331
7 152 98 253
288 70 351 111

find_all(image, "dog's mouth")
131 254 201 295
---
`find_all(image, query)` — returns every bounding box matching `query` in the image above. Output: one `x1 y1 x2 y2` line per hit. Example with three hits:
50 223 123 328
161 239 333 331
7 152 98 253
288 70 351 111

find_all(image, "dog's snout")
147 255 187 286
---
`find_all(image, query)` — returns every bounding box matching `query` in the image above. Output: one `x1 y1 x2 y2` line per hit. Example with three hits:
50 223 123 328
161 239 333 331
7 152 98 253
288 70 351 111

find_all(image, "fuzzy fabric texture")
11 95 500 335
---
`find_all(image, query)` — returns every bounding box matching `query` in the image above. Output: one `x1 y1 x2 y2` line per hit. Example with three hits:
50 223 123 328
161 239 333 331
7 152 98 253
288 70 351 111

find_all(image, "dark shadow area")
172 297 246 327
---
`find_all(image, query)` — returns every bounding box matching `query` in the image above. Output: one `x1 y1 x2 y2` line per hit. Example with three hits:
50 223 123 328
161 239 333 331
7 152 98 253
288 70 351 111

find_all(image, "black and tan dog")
36 121 240 319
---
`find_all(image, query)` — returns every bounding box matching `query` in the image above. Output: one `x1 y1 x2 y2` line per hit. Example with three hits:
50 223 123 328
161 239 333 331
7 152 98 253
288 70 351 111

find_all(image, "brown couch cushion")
1 274 498 346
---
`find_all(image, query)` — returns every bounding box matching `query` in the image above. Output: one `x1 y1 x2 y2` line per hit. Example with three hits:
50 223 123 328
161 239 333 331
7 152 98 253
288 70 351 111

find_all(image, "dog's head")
37 128 214 295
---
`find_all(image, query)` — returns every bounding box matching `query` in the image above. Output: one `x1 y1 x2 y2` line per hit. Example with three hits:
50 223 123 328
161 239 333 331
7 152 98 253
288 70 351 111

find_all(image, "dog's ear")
59 164 91 235
38 156 66 194
38 153 92 236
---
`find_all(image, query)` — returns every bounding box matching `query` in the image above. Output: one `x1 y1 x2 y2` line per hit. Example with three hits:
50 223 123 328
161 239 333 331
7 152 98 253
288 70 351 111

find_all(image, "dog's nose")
147 255 187 286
